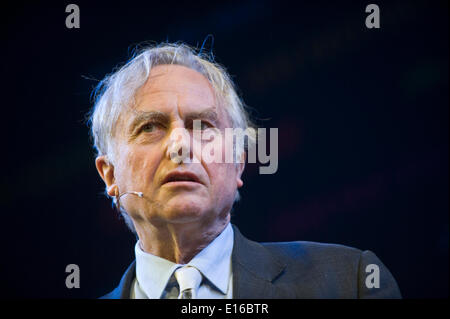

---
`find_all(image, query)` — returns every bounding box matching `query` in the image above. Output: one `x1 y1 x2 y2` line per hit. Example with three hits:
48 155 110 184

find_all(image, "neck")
134 215 230 264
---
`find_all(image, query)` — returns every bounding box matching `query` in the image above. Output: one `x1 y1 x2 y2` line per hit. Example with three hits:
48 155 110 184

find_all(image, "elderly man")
90 43 401 299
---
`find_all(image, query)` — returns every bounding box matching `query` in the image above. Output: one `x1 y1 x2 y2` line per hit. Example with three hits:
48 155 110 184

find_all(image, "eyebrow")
184 108 219 124
127 107 220 135
127 111 169 134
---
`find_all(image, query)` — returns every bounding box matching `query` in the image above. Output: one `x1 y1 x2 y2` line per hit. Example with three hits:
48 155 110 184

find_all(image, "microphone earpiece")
118 191 143 200
115 190 144 211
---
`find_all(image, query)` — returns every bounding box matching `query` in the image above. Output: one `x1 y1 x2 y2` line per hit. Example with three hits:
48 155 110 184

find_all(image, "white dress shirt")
131 223 234 299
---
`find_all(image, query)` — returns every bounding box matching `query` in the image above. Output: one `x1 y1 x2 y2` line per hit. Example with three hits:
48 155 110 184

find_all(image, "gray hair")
88 42 255 232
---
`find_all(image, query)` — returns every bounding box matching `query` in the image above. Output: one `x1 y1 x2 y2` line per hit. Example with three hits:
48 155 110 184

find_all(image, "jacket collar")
231 225 286 298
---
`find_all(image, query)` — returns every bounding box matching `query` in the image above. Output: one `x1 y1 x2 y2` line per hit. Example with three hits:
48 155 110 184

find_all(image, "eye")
141 122 158 133
193 120 213 130
200 121 211 130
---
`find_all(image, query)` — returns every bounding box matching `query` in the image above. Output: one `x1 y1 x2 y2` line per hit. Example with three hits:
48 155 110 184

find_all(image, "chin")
160 197 207 223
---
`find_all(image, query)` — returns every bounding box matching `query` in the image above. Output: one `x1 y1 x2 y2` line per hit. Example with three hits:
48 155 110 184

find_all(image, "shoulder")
259 240 401 298
261 240 362 264
231 224 364 283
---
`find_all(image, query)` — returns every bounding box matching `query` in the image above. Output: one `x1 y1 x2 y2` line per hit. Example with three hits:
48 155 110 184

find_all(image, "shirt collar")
188 222 233 294
134 223 234 298
134 242 179 299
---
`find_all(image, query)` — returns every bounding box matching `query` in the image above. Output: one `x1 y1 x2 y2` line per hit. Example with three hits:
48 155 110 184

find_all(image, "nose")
166 126 193 164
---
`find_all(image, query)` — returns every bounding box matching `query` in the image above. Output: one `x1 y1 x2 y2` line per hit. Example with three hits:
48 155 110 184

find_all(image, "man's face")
96 64 244 228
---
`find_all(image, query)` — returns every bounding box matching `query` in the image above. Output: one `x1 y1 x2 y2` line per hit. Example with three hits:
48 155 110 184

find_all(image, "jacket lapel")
101 260 136 299
231 225 287 298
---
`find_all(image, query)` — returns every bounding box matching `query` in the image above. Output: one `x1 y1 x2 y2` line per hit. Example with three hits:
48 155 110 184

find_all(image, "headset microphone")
115 191 144 211
118 191 143 199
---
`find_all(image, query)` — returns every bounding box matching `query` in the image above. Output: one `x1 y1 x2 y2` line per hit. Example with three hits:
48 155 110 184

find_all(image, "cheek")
206 163 238 193
116 146 162 187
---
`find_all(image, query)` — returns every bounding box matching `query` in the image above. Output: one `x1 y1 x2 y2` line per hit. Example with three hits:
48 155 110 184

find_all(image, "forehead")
133 64 219 116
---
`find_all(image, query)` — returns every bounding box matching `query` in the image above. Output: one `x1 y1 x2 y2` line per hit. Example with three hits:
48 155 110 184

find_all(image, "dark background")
1 0 448 298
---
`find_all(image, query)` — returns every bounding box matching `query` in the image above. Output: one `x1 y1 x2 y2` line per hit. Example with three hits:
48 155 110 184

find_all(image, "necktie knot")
174 266 202 299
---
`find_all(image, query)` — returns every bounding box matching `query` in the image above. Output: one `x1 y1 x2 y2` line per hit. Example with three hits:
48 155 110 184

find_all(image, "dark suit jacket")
101 224 401 298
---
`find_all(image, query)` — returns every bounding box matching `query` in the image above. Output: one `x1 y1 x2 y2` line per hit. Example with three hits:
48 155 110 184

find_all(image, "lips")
161 171 203 185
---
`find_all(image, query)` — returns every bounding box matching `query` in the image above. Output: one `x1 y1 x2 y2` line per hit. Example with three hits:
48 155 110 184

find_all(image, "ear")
236 152 246 188
95 155 117 197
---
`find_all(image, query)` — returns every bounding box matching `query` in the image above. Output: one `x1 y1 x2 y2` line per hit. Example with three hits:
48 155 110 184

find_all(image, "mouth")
161 171 203 186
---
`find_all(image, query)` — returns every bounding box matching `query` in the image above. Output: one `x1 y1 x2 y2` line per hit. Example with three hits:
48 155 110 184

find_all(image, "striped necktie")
174 266 202 299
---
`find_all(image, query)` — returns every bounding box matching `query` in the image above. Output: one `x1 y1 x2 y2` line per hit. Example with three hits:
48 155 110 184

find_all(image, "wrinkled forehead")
139 65 214 100
133 64 222 116
113 64 232 139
